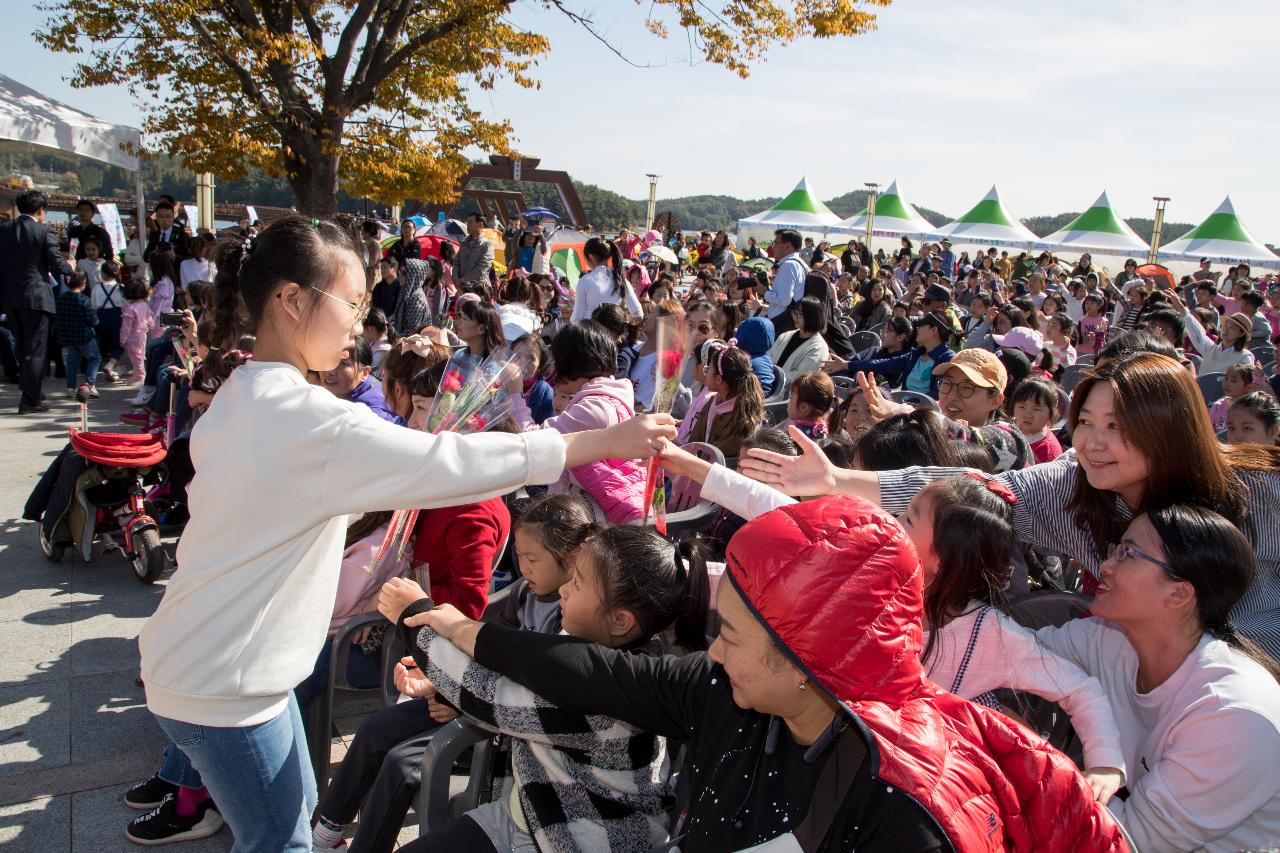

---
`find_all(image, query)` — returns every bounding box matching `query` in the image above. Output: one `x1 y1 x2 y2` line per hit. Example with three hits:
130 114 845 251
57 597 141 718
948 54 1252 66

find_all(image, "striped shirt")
878 454 1280 661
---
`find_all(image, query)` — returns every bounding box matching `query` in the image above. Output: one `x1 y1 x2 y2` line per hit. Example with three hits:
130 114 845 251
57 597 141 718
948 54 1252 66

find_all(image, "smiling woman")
135 215 676 851
736 353 1280 662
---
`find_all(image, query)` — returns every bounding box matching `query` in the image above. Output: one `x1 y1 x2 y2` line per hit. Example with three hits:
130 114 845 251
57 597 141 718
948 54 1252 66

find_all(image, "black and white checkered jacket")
409 625 672 853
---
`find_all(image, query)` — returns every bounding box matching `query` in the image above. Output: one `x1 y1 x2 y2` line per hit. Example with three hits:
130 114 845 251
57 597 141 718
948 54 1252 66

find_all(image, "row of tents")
736 178 1280 270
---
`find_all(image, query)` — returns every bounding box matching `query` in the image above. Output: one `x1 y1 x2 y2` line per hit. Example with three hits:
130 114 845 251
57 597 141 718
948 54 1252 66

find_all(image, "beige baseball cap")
933 348 1008 390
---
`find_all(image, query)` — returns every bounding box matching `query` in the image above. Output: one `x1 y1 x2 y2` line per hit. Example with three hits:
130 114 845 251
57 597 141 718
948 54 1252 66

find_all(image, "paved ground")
0 378 418 850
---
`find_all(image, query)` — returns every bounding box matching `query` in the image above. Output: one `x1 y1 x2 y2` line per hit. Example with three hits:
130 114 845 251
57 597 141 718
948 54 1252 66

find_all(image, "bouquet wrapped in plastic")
642 316 689 535
369 347 525 573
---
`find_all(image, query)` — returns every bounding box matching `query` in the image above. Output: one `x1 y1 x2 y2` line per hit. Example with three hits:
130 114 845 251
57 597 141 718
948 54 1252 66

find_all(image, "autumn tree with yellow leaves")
37 1 888 217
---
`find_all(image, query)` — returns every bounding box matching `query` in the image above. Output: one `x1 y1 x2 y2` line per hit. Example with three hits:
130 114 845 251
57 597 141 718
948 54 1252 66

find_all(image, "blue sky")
8 0 1276 240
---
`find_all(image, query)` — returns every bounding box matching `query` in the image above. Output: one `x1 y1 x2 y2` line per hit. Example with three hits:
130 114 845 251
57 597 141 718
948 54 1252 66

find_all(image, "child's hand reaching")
405 603 483 657
378 577 428 624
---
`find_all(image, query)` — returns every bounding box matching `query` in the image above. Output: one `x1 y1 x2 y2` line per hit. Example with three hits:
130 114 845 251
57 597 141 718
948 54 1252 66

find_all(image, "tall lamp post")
864 182 880 259
1148 196 1170 265
645 173 660 229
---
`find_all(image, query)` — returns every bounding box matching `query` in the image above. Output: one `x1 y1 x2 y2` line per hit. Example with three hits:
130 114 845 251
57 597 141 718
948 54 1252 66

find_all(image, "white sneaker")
129 386 154 406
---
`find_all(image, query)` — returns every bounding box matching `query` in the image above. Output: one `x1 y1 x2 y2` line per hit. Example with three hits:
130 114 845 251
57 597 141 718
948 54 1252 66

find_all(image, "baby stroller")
26 422 172 583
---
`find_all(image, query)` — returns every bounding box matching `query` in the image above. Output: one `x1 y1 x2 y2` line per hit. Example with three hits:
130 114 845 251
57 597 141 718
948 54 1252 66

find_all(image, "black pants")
317 698 440 853
4 306 50 406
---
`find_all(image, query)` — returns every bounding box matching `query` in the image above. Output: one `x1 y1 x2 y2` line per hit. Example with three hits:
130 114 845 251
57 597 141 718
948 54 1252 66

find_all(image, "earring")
797 679 808 691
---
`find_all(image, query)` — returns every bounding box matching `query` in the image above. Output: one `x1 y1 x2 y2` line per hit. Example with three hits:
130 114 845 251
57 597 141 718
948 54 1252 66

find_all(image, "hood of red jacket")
724 494 927 709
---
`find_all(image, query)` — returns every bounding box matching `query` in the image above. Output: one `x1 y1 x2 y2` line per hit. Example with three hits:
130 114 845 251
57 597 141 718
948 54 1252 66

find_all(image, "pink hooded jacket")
512 376 647 524
328 526 412 636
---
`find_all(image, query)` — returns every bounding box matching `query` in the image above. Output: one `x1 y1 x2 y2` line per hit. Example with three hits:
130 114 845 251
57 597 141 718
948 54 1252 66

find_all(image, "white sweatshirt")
140 361 566 726
1036 618 1280 852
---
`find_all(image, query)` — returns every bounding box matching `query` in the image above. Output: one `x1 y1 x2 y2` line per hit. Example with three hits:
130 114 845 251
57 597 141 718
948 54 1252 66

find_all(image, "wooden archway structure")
406 155 589 228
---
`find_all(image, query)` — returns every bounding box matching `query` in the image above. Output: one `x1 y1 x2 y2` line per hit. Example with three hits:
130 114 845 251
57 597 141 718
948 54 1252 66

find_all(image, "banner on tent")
98 203 127 257
1158 250 1280 270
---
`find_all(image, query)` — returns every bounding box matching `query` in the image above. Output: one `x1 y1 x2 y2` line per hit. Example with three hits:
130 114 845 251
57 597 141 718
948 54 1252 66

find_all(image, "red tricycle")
34 427 172 583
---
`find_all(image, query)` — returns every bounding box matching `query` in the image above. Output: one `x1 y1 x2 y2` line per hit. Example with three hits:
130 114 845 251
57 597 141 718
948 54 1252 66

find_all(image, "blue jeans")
158 739 203 789
156 696 315 852
63 340 101 389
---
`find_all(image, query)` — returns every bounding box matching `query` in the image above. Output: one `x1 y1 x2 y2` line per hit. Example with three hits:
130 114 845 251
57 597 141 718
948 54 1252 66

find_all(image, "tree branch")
186 15 279 119
348 0 418 102
545 0 656 69
295 3 333 84
329 0 381 102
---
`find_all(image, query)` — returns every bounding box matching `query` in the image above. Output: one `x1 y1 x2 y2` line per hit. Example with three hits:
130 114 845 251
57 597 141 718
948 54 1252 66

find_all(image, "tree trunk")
283 120 343 218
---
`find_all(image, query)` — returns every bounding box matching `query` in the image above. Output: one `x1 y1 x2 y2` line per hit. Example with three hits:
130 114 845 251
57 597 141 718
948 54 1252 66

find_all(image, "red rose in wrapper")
658 349 682 380
441 370 464 393
466 414 487 432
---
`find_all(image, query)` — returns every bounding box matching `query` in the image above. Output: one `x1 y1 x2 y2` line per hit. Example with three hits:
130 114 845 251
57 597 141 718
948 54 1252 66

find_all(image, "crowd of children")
48 210 1280 852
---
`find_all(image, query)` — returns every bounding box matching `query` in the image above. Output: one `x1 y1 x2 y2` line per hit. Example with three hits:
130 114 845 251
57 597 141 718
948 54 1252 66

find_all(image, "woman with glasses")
1033 504 1280 851
135 217 675 851
738 354 1280 662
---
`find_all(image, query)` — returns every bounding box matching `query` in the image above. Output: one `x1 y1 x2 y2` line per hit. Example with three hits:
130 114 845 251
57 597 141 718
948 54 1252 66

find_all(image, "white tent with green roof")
931 185 1037 248
1158 196 1280 269
1036 191 1149 257
830 180 934 238
736 176 842 245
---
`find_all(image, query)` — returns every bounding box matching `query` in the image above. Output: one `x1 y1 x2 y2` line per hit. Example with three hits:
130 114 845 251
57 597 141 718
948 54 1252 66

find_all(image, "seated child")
383 524 709 853
510 321 648 524
1226 390 1280 446
781 371 834 440
310 495 593 853
1011 378 1063 463
1209 363 1264 434
512 332 554 425
685 340 765 459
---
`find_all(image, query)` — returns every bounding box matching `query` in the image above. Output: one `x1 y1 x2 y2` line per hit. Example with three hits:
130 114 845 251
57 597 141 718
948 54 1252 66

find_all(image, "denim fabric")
158 739 204 789
63 340 101 389
155 696 315 852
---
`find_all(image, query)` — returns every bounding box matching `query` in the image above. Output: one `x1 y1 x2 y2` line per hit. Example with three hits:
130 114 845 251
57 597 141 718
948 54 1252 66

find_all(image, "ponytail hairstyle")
704 344 765 440
192 346 251 394
918 474 1017 664
514 494 597 571
581 526 709 651
502 274 544 314
584 236 624 297
1146 503 1280 681
206 215 363 349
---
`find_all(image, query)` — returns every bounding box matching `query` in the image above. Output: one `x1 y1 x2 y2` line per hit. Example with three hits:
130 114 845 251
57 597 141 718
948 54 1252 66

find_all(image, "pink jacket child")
512 376 647 524
148 276 175 340
328 524 412 637
119 298 156 384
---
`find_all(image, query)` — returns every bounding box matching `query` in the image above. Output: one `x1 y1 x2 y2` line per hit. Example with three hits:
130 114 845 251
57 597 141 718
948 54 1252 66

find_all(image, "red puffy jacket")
724 495 1129 853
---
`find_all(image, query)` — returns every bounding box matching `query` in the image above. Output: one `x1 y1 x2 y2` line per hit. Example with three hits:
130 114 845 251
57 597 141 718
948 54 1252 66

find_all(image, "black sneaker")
124 773 179 810
125 793 224 846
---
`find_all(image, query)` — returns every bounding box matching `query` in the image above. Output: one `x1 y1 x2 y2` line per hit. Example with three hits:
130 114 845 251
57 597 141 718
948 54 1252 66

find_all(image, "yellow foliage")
35 0 888 211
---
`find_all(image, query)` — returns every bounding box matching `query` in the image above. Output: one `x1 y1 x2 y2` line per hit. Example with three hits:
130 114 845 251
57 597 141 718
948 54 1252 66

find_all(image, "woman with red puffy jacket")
413 496 1129 852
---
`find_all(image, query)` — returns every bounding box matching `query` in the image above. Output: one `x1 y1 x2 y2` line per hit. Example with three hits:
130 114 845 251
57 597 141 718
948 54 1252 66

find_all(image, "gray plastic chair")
849 330 880 353
763 399 790 425
832 375 858 401
416 719 499 836
889 389 939 411
1059 364 1090 394
663 442 725 540
1053 386 1071 432
1197 371 1226 404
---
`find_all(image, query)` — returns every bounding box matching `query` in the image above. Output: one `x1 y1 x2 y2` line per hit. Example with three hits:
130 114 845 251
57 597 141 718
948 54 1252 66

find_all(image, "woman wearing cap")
1166 288 1257 376
407 497 1128 852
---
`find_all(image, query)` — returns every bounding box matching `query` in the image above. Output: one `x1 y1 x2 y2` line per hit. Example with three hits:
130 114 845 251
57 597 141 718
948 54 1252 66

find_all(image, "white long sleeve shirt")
570 264 642 323
1036 618 1280 852
922 604 1124 773
1182 306 1257 376
140 361 566 726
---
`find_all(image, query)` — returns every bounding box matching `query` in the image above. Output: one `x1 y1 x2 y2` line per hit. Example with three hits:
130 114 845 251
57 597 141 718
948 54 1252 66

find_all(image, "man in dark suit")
143 201 190 263
0 191 75 413
66 198 115 260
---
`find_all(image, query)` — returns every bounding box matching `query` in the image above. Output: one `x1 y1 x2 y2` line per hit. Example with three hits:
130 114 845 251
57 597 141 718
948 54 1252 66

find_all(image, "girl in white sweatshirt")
137 216 675 852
